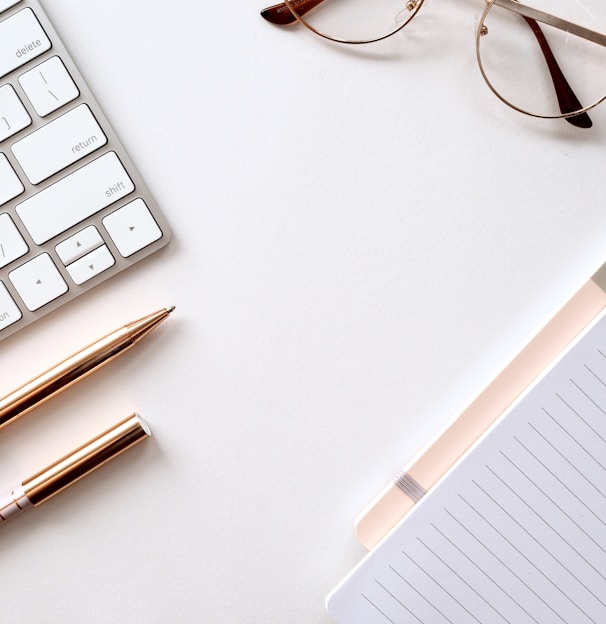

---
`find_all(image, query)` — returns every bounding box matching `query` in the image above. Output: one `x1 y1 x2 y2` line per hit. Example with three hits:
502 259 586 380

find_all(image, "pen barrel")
0 330 133 430
22 413 151 507
0 308 171 431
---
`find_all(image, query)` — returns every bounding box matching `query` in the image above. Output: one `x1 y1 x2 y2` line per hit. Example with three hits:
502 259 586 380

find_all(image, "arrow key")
66 244 115 285
103 198 162 258
9 253 68 311
55 225 104 266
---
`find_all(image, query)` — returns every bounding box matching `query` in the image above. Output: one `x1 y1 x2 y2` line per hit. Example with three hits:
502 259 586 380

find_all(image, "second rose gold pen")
0 307 174 430
0 413 151 525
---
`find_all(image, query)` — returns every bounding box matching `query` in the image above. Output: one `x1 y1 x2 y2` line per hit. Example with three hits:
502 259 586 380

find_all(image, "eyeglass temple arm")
494 0 606 48
520 16 592 128
261 0 323 25
494 0 599 128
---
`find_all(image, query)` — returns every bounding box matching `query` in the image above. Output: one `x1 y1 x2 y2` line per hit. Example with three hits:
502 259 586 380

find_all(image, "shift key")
16 152 134 245
12 105 108 184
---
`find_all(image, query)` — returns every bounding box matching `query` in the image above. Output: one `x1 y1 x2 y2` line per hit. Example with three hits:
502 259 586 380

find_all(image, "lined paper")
328 311 606 624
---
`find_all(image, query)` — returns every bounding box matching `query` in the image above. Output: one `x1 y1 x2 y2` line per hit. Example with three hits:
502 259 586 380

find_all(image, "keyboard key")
0 280 21 330
9 252 68 311
0 212 27 268
19 56 80 117
0 1 20 13
0 84 30 141
66 244 114 285
103 198 163 257
0 8 51 79
0 153 24 205
55 225 103 265
0 1 21 13
0 2 170 341
12 104 107 184
16 151 135 245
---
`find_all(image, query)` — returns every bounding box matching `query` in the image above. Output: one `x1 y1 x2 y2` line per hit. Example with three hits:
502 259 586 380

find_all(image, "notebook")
327 309 606 623
354 269 606 550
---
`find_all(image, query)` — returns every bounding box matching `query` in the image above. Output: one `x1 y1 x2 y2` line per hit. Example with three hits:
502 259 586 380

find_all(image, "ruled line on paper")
526 421 606 499
400 551 483 624
433 519 545 624
513 436 606 527
584 364 606 386
555 393 606 444
375 579 425 623
388 565 456 624
475 474 606 604
541 408 606 471
455 495 596 624
360 593 397 624
499 450 606 557
422 530 516 624
569 378 606 417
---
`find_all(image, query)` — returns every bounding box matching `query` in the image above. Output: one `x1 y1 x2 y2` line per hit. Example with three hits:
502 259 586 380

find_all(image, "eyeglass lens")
478 0 606 119
265 0 605 121
282 0 421 43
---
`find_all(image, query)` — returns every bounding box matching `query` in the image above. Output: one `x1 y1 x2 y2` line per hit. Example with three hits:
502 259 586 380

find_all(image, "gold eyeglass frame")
261 0 606 126
476 0 606 120
279 0 427 45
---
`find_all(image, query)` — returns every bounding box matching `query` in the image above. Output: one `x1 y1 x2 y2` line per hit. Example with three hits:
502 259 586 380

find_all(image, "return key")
12 104 107 184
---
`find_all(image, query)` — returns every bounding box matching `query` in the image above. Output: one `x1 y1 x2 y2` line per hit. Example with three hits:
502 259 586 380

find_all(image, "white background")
0 0 604 622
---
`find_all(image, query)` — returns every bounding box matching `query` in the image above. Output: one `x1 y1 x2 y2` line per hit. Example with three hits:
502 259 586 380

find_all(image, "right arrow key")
103 198 163 258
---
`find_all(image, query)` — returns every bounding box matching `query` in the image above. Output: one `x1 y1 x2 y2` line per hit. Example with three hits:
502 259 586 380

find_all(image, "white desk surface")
1 0 604 621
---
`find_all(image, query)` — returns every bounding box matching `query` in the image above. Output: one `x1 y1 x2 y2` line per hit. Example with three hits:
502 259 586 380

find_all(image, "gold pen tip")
167 306 176 314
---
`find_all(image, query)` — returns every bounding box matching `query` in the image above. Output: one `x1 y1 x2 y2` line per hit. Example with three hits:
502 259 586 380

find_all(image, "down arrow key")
66 245 115 285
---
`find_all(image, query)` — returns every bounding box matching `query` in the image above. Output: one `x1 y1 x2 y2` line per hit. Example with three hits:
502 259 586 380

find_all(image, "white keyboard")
0 0 171 340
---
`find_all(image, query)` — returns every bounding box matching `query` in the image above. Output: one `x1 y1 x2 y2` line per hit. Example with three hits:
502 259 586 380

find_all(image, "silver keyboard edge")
0 0 172 341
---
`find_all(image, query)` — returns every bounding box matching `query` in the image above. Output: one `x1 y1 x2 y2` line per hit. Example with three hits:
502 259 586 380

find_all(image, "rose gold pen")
0 307 175 430
0 413 151 524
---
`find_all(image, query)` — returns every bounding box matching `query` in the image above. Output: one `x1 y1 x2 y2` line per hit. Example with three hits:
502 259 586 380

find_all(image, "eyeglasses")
260 0 606 129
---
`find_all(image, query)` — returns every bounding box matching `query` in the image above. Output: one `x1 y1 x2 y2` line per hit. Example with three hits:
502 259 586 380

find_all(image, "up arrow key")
55 226 104 265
